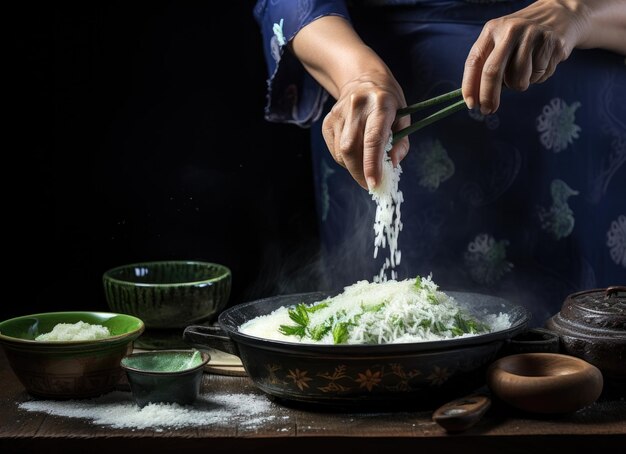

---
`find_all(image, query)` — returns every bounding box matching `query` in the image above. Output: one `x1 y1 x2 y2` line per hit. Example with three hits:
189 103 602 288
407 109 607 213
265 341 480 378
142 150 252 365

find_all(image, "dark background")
9 2 321 320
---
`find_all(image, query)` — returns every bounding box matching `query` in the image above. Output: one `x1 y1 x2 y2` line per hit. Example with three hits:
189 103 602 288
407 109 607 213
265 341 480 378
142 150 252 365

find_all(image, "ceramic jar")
546 286 625 394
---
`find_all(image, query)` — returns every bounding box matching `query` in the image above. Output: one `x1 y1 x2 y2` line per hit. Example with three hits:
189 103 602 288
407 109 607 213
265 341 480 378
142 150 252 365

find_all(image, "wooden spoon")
432 393 491 432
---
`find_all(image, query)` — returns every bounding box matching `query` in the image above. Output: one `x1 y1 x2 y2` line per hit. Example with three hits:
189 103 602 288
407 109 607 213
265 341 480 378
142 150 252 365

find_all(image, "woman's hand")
462 0 593 114
292 16 410 190
322 71 410 190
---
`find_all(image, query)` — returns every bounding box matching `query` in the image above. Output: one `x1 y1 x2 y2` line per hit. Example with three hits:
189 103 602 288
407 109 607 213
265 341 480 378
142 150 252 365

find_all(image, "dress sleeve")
253 0 351 127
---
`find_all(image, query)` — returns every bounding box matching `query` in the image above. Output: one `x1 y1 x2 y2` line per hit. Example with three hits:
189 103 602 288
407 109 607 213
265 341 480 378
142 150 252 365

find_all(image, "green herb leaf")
279 303 313 338
467 319 489 334
453 312 488 334
432 321 447 334
288 304 310 327
450 327 464 337
279 324 306 337
454 313 469 332
414 276 423 290
307 301 329 313
392 316 405 330
427 293 439 305
309 323 331 341
363 302 386 313
332 323 350 344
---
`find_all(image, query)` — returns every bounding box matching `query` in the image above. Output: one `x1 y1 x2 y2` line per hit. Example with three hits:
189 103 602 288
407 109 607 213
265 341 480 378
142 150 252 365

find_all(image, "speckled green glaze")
121 349 210 407
103 261 231 329
121 350 203 372
0 312 144 398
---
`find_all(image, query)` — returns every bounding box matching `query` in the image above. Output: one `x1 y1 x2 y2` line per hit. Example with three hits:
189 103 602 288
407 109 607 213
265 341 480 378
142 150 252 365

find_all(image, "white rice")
35 321 111 341
369 136 403 282
239 276 511 345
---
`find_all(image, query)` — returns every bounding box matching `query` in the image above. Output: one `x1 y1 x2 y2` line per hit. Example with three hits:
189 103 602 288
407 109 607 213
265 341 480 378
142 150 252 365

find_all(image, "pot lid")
559 286 626 332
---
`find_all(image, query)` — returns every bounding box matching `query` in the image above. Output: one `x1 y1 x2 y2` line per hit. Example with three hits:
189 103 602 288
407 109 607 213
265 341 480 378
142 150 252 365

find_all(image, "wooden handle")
432 393 491 432
182 325 239 356
605 286 626 298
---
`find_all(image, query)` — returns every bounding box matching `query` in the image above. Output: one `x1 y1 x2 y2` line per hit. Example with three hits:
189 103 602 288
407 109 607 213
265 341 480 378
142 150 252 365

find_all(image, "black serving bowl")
184 291 530 408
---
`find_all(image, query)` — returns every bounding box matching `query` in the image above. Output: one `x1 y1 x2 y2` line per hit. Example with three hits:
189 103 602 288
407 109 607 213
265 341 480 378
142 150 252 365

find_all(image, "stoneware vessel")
121 349 209 407
0 311 144 399
503 327 560 355
184 291 530 408
545 285 625 394
103 261 231 349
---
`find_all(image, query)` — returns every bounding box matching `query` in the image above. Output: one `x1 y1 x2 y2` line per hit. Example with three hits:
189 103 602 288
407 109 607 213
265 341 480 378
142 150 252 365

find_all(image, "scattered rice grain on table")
18 391 284 431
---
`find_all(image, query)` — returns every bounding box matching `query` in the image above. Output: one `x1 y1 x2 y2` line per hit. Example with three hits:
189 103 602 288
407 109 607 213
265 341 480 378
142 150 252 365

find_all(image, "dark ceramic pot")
545 286 625 394
103 261 231 329
184 291 530 408
503 328 560 355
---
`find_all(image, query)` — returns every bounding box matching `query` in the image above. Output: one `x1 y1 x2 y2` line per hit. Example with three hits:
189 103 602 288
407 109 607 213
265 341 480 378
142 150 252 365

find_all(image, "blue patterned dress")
253 0 626 325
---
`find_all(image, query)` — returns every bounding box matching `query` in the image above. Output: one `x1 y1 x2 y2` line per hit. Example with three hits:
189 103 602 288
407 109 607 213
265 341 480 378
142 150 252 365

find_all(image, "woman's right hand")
292 16 410 190
322 70 410 190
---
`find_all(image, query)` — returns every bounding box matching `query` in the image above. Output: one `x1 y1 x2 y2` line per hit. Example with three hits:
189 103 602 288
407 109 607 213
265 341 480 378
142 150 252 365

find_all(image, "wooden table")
1 350 624 453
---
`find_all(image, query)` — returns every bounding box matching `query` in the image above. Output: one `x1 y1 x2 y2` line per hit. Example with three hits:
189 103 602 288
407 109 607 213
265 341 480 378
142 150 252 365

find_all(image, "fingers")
504 29 536 91
462 0 585 115
529 33 553 84
478 49 508 114
323 98 390 191
322 112 344 168
389 116 410 168
338 104 367 189
362 108 394 191
478 22 523 114
323 82 408 191
535 34 566 83
462 30 494 111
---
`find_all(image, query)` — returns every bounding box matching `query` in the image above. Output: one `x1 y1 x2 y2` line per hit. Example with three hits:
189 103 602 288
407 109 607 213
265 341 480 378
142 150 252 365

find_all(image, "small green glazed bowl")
0 312 144 399
102 261 231 329
121 349 210 407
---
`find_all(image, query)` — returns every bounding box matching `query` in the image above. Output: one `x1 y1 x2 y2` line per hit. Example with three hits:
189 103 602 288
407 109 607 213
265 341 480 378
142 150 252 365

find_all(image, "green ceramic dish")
121 349 210 407
102 261 231 329
0 311 144 399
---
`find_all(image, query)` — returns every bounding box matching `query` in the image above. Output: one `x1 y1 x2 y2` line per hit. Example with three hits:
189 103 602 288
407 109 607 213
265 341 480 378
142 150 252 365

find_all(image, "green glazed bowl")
102 261 231 329
121 349 210 407
0 311 144 399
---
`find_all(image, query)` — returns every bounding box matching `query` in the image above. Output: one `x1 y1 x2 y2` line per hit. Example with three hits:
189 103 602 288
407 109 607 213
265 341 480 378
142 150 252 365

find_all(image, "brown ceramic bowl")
487 353 603 414
545 286 625 392
0 311 144 399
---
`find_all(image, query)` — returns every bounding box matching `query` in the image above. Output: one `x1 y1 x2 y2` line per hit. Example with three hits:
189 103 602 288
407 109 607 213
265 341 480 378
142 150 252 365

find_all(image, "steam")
243 180 399 301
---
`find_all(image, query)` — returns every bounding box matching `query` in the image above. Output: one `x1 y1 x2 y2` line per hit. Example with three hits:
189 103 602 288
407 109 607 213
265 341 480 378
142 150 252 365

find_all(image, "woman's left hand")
462 0 592 114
